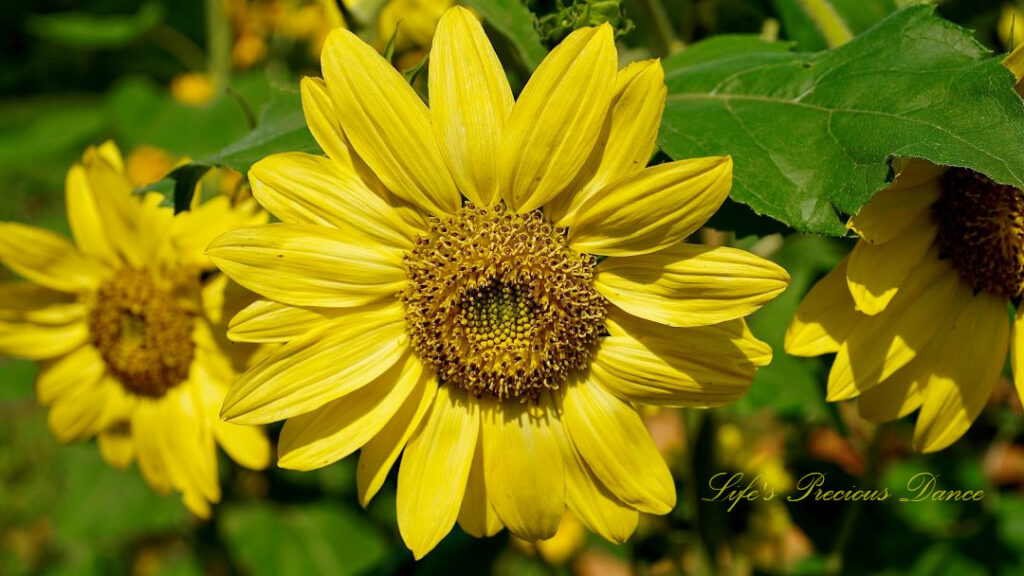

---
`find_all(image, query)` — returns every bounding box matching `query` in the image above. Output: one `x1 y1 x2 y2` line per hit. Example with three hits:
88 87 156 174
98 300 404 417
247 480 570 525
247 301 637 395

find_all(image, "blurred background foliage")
2 0 1024 575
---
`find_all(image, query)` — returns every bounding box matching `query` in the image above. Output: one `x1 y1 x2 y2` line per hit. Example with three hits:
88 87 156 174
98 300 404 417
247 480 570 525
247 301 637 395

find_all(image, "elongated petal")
169 196 267 269
594 309 767 406
562 378 675 514
36 344 106 404
300 76 359 167
357 371 437 507
397 385 478 559
857 353 928 423
827 264 960 402
569 157 733 256
0 223 101 293
847 168 942 245
914 292 1010 452
47 382 110 443
278 352 425 470
221 302 408 424
499 25 617 213
98 426 135 469
322 28 459 217
846 214 937 315
228 299 340 343
1013 307 1024 407
430 6 513 207
207 223 407 309
0 317 89 360
482 394 564 540
249 152 420 248
457 434 504 538
552 411 637 543
785 258 862 357
548 60 666 226
66 164 118 266
596 243 789 327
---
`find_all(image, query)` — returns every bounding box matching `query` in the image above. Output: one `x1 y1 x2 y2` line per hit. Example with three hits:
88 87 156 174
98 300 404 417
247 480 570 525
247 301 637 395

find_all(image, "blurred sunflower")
0 142 271 517
785 41 1024 454
208 7 789 557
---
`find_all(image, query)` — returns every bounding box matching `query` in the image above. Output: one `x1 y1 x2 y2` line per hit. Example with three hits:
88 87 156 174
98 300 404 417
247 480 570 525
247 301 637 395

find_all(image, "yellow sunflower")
786 48 1024 454
0 142 272 517
208 7 789 557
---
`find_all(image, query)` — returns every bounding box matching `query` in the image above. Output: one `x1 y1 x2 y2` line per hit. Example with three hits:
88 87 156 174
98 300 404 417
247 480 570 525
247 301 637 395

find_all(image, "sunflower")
0 142 271 517
786 50 1024 454
208 7 789 557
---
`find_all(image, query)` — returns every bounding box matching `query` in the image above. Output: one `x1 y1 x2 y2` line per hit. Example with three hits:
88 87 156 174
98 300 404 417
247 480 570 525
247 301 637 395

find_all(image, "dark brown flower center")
87 269 195 398
401 203 605 400
934 168 1024 299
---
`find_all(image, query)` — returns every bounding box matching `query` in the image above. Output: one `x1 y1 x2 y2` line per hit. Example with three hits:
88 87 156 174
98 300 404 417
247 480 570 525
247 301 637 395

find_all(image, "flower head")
209 7 788 557
786 158 1023 452
0 142 271 517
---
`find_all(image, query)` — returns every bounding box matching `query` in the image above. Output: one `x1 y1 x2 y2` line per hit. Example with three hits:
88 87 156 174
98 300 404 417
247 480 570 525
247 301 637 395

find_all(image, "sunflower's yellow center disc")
934 168 1024 299
87 269 195 398
401 203 606 400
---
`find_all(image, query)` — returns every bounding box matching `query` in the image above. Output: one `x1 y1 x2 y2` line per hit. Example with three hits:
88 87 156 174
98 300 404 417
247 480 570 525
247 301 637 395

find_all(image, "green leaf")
773 0 897 50
220 501 389 576
660 6 1024 235
462 0 548 71
203 86 318 174
26 1 164 49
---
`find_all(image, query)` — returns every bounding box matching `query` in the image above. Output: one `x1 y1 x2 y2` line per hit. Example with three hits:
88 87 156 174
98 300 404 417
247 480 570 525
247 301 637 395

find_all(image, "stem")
149 25 207 70
824 425 884 575
642 0 684 56
798 0 854 48
205 0 232 93
683 410 715 576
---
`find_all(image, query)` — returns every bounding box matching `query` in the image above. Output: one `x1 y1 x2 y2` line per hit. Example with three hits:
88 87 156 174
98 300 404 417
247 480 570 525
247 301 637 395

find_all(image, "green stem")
824 425 884 575
642 0 684 55
798 0 854 48
205 0 232 93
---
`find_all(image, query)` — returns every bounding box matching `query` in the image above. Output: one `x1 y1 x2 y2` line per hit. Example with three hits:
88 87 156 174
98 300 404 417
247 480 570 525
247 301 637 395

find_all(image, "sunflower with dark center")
0 142 271 518
207 7 789 558
787 155 1024 453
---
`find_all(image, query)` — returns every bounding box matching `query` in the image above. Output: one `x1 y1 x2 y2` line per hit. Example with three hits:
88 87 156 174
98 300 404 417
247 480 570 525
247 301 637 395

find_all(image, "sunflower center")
401 202 606 400
934 168 1024 299
87 269 195 398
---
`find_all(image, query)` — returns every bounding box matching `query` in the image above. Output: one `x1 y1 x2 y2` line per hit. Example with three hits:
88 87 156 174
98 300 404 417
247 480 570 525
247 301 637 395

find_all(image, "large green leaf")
660 6 1024 235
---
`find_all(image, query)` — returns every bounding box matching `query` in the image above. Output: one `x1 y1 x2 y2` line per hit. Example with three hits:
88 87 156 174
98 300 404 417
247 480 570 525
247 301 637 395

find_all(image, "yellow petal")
500 25 617 213
357 370 437 507
827 265 961 402
228 298 339 343
249 152 420 248
846 214 937 315
0 223 101 293
221 301 408 424
548 59 666 226
552 411 637 543
595 243 789 327
322 28 459 217
0 317 89 360
397 385 478 559
300 76 361 169
856 354 927 423
1003 42 1024 94
47 382 110 443
131 401 173 494
914 292 1010 452
207 223 407 309
192 356 272 471
785 258 861 357
98 425 135 469
1013 306 1024 408
65 164 118 266
278 352 425 470
568 157 733 257
594 309 766 406
482 394 565 540
164 384 221 505
846 170 942 245
430 6 513 207
36 344 106 404
561 377 675 514
457 434 504 538
169 196 267 269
